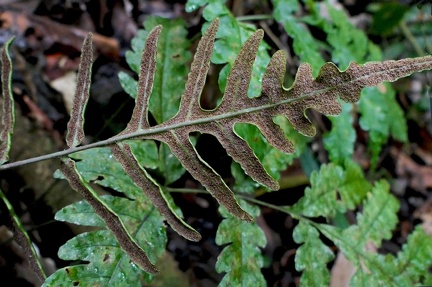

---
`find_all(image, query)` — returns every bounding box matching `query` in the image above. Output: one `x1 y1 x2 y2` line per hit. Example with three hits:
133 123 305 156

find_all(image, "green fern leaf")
350 180 399 247
216 200 266 287
319 226 432 287
340 225 432 287
359 84 408 166
69 142 158 200
395 226 432 284
291 160 370 217
316 4 408 167
44 195 167 286
293 221 334 287
349 254 399 287
3 16 432 277
273 0 325 75
291 177 432 287
123 16 191 125
318 181 398 254
323 102 355 165
316 181 405 286
202 2 270 98
67 141 198 241
57 158 160 273
318 4 379 68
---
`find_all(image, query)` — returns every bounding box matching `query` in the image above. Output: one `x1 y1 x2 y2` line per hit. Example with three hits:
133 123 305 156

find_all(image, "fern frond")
141 17 193 185
287 159 431 286
199 2 310 187
2 14 432 279
58 158 159 274
293 221 334 286
345 225 432 287
316 181 404 286
66 33 93 148
359 84 408 165
216 200 267 287
350 180 399 247
320 226 432 287
290 160 370 217
110 142 201 242
43 195 167 286
0 37 14 164
394 226 432 284
312 4 408 166
0 188 46 283
323 102 355 164
273 0 325 75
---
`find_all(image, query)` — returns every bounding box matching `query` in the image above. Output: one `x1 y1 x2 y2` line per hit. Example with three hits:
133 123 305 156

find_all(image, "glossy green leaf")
216 200 266 287
293 221 334 287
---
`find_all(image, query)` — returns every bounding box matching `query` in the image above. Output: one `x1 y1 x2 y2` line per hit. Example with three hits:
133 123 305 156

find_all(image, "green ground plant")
1 1 432 286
